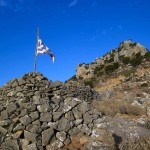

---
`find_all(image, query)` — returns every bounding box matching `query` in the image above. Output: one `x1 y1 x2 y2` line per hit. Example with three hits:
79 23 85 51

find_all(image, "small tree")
144 52 150 61
122 56 131 64
130 52 143 67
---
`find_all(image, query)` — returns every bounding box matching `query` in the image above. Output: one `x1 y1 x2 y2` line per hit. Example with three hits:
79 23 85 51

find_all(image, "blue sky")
0 0 150 85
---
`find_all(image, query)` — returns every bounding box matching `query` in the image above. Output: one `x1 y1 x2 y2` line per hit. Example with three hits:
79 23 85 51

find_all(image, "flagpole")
34 27 40 72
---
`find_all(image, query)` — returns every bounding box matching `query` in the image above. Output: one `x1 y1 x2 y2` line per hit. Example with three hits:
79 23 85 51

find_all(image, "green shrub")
122 56 131 64
97 71 104 77
84 65 89 70
78 64 83 67
104 62 119 74
130 53 143 66
123 69 135 77
70 75 77 81
144 52 150 61
84 80 93 88
94 65 104 75
78 76 83 80
113 62 119 69
129 42 137 48
141 83 148 87
104 57 114 63
105 65 113 74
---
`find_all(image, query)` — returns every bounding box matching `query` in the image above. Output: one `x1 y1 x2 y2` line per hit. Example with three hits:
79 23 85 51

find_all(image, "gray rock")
1 110 8 119
0 120 10 126
50 81 63 88
26 124 40 133
30 111 39 121
24 130 37 142
20 139 29 149
84 141 113 150
72 107 82 119
63 97 80 113
33 95 41 104
40 112 52 122
53 112 63 121
57 118 71 132
0 104 3 111
24 143 38 150
0 126 7 135
18 78 26 85
64 137 71 146
16 86 23 92
47 122 58 129
37 104 52 113
56 131 67 142
42 128 55 146
32 120 41 126
6 103 17 114
5 139 19 150
20 109 28 117
12 130 23 139
74 119 83 126
16 92 24 97
65 111 75 121
19 115 32 126
50 140 64 149
11 80 18 87
78 102 90 114
13 123 24 132
41 122 48 130
81 124 92 135
83 112 93 124
69 127 80 136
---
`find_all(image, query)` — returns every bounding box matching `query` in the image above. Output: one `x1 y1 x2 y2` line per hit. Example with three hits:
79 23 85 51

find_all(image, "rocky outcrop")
76 40 148 79
0 72 103 150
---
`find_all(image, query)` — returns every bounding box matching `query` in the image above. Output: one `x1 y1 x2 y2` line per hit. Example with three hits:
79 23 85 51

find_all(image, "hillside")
68 40 149 89
0 40 150 150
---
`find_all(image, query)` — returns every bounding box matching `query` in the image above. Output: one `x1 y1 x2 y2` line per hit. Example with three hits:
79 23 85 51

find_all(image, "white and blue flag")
36 38 55 63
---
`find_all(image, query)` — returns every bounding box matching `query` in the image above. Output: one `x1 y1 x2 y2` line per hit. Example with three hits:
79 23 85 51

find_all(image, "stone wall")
0 72 101 150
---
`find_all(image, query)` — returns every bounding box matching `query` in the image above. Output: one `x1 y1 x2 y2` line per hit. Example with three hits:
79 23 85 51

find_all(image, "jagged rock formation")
76 40 148 79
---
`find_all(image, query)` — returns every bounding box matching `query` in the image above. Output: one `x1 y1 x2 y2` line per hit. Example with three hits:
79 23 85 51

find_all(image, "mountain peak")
76 40 149 81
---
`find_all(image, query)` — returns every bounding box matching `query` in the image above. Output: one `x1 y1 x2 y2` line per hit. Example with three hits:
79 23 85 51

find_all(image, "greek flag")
36 38 55 63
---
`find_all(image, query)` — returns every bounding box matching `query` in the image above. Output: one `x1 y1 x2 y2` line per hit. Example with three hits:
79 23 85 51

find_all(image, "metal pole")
34 27 40 72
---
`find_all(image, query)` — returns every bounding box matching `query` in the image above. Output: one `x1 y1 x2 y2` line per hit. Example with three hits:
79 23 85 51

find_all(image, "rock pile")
0 72 101 150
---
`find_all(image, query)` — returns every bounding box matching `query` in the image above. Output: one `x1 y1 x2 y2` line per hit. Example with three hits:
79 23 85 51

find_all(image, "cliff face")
76 40 148 79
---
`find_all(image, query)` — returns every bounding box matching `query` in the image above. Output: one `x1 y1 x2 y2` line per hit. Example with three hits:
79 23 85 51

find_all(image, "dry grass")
92 100 146 116
119 136 150 150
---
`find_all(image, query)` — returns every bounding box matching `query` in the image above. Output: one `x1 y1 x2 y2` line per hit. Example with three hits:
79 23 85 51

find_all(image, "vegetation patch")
84 65 89 70
122 56 131 64
123 69 136 78
130 52 143 67
104 62 119 74
68 75 77 81
94 65 105 76
92 100 146 116
129 42 137 48
84 77 95 88
144 51 150 61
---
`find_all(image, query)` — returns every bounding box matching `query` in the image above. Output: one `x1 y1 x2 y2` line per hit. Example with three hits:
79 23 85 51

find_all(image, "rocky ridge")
76 40 148 79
